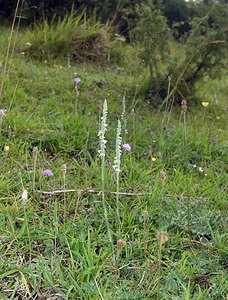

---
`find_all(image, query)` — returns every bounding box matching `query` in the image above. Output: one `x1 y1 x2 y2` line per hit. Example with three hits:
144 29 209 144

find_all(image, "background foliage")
0 0 227 105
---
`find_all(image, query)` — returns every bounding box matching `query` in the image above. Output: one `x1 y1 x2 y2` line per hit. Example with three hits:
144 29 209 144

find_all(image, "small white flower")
22 189 28 200
26 42 32 47
0 109 6 117
198 167 204 173
22 189 28 206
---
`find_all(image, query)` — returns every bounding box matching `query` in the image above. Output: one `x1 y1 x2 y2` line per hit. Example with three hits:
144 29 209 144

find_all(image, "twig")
39 188 152 197
39 189 207 200
182 237 213 248
0 0 21 100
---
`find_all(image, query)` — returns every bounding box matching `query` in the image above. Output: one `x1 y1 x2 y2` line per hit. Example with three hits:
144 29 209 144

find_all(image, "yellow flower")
152 157 157 162
216 116 220 120
218 128 224 132
4 145 10 152
202 102 209 107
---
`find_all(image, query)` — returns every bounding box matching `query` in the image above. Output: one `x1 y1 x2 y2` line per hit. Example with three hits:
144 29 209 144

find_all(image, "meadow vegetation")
0 2 227 299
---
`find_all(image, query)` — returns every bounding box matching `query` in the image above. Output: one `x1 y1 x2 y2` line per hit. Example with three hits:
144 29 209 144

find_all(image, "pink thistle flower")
74 77 81 84
122 143 131 151
42 169 54 176
210 137 216 144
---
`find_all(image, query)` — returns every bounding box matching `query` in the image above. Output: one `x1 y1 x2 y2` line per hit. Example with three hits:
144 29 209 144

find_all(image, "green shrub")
130 1 228 107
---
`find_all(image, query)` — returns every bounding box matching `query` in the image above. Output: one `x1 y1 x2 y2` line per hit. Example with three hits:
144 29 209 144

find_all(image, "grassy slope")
0 27 227 299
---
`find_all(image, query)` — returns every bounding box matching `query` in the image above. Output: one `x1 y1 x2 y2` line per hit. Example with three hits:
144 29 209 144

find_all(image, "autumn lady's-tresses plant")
113 120 122 239
98 99 112 245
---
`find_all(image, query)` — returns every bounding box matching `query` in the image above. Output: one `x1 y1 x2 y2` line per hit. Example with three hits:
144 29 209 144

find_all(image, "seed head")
148 261 156 270
160 170 167 181
143 210 149 221
117 239 126 249
32 147 38 158
181 100 187 113
61 164 67 175
157 231 169 245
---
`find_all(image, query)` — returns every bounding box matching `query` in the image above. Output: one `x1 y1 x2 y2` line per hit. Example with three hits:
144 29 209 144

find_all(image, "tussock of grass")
22 12 110 62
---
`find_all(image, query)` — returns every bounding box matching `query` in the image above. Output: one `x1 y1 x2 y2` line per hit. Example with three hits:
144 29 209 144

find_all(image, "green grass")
0 25 227 300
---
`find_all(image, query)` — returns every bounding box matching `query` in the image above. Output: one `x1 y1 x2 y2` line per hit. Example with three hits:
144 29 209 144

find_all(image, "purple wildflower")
210 137 216 144
122 143 131 151
42 169 54 177
74 77 81 84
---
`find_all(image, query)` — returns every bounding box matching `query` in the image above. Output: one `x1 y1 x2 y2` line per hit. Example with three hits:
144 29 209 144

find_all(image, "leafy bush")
130 0 173 104
132 0 171 81
131 1 228 107
161 5 228 107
